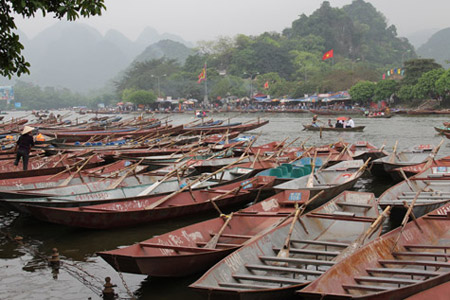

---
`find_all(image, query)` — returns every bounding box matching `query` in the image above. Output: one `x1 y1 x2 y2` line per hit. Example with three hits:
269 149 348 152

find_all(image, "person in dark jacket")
14 126 35 171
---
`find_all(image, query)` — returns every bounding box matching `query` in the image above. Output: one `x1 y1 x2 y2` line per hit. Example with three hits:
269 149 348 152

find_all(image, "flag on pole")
197 64 206 83
322 49 334 60
264 81 269 89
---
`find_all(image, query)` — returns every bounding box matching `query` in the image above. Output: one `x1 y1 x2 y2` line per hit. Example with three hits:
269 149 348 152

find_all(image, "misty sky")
14 0 450 42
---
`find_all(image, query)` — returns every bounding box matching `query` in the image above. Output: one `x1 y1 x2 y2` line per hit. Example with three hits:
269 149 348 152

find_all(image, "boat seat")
336 202 372 209
290 239 349 248
273 248 340 257
366 268 442 277
209 233 252 239
404 244 450 250
281 163 293 172
393 251 450 258
245 264 323 276
138 242 217 253
233 274 307 285
218 282 275 290
307 213 375 223
195 242 241 248
269 168 283 177
291 168 305 178
279 166 288 176
379 260 450 268
355 276 420 285
258 256 335 266
342 284 393 292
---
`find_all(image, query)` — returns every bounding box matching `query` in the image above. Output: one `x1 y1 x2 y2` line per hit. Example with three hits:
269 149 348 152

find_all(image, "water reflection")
0 112 448 299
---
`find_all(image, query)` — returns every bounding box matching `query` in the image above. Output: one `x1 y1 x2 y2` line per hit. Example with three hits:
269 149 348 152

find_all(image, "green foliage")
0 0 105 78
123 89 156 105
349 81 375 104
13 80 88 109
414 69 445 99
397 84 415 102
402 58 443 86
373 79 398 101
435 69 450 100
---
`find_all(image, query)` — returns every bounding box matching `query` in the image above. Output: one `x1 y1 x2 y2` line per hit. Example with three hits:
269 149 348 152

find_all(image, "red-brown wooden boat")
20 176 276 229
181 120 269 134
298 203 450 300
97 190 310 277
190 191 381 300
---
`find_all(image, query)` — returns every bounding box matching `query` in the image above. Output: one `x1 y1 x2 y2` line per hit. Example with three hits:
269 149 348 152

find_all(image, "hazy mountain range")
9 23 193 91
1 22 448 93
417 27 450 69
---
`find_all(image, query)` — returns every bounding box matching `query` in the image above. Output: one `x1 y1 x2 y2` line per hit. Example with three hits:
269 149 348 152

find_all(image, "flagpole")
203 62 208 107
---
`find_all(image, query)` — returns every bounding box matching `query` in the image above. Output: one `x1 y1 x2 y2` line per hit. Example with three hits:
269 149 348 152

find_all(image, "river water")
0 111 448 299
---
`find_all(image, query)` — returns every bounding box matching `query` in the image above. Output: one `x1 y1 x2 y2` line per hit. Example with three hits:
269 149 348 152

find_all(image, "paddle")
107 158 144 190
422 139 444 170
58 154 96 187
358 205 392 245
388 140 399 164
391 187 425 250
144 155 249 209
204 214 234 249
306 151 317 188
250 149 261 169
137 159 193 196
276 190 325 259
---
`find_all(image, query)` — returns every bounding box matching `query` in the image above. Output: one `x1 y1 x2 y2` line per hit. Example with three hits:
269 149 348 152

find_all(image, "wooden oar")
391 187 425 250
250 149 261 169
422 139 444 170
317 152 333 172
204 213 234 249
144 155 249 209
348 158 372 181
58 154 96 187
107 159 144 189
137 159 193 196
277 190 325 259
388 140 399 163
306 151 317 188
358 205 392 245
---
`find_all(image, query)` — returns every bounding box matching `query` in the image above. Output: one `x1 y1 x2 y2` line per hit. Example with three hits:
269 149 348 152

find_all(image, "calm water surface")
0 111 448 299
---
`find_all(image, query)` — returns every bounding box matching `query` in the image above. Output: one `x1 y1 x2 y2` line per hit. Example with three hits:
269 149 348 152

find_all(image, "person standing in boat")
312 115 319 127
346 117 355 128
14 126 35 171
327 119 333 128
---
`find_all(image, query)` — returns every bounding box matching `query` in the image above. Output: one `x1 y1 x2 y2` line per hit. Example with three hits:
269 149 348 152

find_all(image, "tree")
435 69 450 101
124 89 156 106
373 79 398 101
1 0 106 78
414 69 445 99
401 58 442 86
397 84 415 102
349 81 375 104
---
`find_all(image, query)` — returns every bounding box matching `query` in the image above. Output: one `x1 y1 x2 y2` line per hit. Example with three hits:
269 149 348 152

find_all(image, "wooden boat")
40 124 183 142
378 166 450 218
367 113 392 118
407 109 437 115
443 131 450 140
371 144 435 179
20 176 276 229
273 160 367 210
97 190 311 277
190 191 381 300
256 160 322 185
404 281 450 300
181 120 269 134
297 203 450 300
391 156 450 179
0 159 138 191
309 109 363 115
302 125 365 132
348 141 388 161
433 126 450 134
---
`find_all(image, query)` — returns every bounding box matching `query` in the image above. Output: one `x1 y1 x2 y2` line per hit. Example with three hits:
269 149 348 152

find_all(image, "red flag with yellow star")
322 49 334 60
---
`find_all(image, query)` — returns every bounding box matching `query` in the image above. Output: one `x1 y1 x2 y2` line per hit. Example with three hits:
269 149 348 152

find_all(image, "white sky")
13 0 450 42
